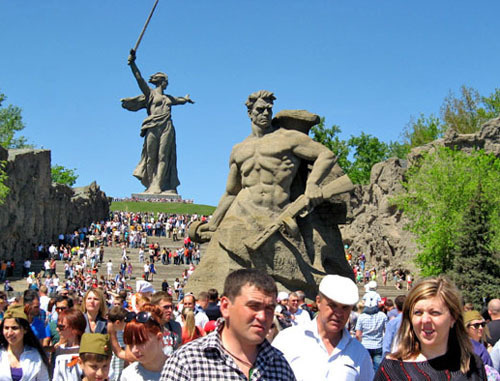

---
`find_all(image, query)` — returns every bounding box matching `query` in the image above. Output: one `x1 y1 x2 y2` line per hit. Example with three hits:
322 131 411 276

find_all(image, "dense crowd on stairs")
0 211 497 380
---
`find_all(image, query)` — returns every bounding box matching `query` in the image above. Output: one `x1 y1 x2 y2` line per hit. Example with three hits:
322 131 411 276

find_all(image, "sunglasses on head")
468 322 486 329
124 311 160 326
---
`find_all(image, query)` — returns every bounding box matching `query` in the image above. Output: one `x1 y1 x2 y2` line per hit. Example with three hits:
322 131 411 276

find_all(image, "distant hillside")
110 201 216 215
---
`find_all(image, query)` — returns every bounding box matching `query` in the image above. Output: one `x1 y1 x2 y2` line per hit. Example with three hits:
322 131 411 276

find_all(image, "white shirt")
290 307 312 326
175 310 209 329
272 318 374 381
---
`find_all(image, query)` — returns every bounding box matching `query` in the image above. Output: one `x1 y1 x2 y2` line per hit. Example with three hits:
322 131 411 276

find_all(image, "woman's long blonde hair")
182 307 196 339
392 276 474 374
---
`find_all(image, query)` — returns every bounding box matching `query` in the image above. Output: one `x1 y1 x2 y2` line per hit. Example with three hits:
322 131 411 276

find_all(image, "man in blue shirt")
23 289 49 344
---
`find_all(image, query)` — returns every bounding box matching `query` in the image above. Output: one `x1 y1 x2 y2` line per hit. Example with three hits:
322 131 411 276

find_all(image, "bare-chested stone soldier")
188 90 353 297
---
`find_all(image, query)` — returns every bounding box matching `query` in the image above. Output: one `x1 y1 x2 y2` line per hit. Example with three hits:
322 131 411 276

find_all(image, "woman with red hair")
120 304 167 381
53 308 87 381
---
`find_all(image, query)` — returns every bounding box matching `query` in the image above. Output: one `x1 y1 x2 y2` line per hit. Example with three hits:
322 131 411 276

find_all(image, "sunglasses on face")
57 324 66 330
468 322 486 329
124 311 160 326
55 306 68 311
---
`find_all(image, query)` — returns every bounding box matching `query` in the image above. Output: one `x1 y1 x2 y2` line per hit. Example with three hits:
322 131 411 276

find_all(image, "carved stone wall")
340 116 500 273
0 147 110 259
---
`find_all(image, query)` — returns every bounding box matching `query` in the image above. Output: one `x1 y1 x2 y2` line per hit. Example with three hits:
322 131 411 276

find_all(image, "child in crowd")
78 333 112 381
107 306 128 381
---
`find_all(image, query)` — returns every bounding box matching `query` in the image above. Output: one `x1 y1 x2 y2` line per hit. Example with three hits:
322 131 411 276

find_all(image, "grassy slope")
110 201 216 215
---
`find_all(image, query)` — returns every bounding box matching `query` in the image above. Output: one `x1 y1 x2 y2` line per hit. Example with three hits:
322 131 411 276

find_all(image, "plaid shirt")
160 322 296 381
355 310 387 349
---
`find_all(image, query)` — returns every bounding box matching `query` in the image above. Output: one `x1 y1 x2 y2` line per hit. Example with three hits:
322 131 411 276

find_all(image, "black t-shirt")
205 302 222 321
486 319 500 346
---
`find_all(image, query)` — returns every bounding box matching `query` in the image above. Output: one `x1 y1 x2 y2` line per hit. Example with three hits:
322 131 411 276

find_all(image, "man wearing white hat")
272 275 373 380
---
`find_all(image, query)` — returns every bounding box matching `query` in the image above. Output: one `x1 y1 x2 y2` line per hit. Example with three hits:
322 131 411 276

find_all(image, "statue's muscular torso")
230 129 302 210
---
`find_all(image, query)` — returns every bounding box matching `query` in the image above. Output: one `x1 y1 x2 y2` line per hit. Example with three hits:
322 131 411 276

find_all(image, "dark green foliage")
310 118 351 170
347 133 389 185
311 120 391 184
0 160 8 205
393 147 500 277
51 165 78 186
449 186 500 310
403 113 444 148
0 92 32 149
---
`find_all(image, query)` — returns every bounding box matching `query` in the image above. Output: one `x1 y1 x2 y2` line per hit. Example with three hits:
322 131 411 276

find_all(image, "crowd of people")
0 211 498 380
347 250 414 291
0 267 498 380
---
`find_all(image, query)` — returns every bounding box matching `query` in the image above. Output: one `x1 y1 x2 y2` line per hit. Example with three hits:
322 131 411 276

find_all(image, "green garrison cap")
79 333 112 357
3 304 28 321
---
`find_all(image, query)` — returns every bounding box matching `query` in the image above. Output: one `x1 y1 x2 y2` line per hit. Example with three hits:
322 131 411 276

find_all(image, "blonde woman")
375 276 488 380
180 308 205 345
81 289 108 334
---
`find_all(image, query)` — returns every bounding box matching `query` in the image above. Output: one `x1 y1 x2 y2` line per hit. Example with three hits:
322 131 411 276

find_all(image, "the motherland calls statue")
188 90 354 297
121 50 194 194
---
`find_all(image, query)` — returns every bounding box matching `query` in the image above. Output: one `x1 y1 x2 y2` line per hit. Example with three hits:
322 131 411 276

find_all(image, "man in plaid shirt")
160 269 296 380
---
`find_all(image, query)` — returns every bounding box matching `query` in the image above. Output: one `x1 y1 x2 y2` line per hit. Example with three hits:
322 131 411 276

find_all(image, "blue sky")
1 1 499 206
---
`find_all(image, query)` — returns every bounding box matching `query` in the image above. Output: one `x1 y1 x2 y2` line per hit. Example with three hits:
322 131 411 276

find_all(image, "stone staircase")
9 236 191 295
8 237 408 301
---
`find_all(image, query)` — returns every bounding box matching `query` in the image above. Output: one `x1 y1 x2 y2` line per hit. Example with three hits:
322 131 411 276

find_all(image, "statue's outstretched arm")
128 50 150 97
172 94 195 105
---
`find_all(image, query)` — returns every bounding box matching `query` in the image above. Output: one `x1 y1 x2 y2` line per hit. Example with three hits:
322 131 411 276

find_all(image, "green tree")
448 185 500 309
347 133 389 185
51 165 78 186
393 147 500 276
0 161 8 205
0 92 32 149
403 113 444 148
387 140 410 159
310 118 351 170
441 85 500 134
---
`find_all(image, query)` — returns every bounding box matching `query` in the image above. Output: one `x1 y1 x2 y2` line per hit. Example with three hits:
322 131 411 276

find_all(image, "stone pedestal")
131 191 182 202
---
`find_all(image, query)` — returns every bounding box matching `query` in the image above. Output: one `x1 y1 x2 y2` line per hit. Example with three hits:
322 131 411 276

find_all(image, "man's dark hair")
245 90 276 112
151 291 173 305
223 269 277 301
108 306 128 322
208 288 219 302
55 295 74 309
23 289 39 305
395 295 406 311
385 299 394 308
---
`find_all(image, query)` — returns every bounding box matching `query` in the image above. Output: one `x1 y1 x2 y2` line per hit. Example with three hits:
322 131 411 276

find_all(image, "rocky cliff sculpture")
188 91 354 297
121 50 194 195
0 147 110 260
340 116 500 274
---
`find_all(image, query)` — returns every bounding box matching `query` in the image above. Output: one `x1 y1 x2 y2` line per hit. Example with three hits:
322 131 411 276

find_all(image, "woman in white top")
0 304 49 380
53 308 87 381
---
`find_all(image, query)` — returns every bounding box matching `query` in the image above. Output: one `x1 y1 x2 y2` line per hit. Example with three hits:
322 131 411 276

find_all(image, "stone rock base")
131 192 182 201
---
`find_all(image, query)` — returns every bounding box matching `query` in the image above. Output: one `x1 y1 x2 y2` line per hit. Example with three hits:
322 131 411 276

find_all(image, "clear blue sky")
1 1 499 206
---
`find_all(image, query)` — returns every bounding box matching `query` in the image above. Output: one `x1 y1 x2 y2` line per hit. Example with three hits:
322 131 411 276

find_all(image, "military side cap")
3 304 28 321
79 333 112 357
319 275 359 306
463 310 483 326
